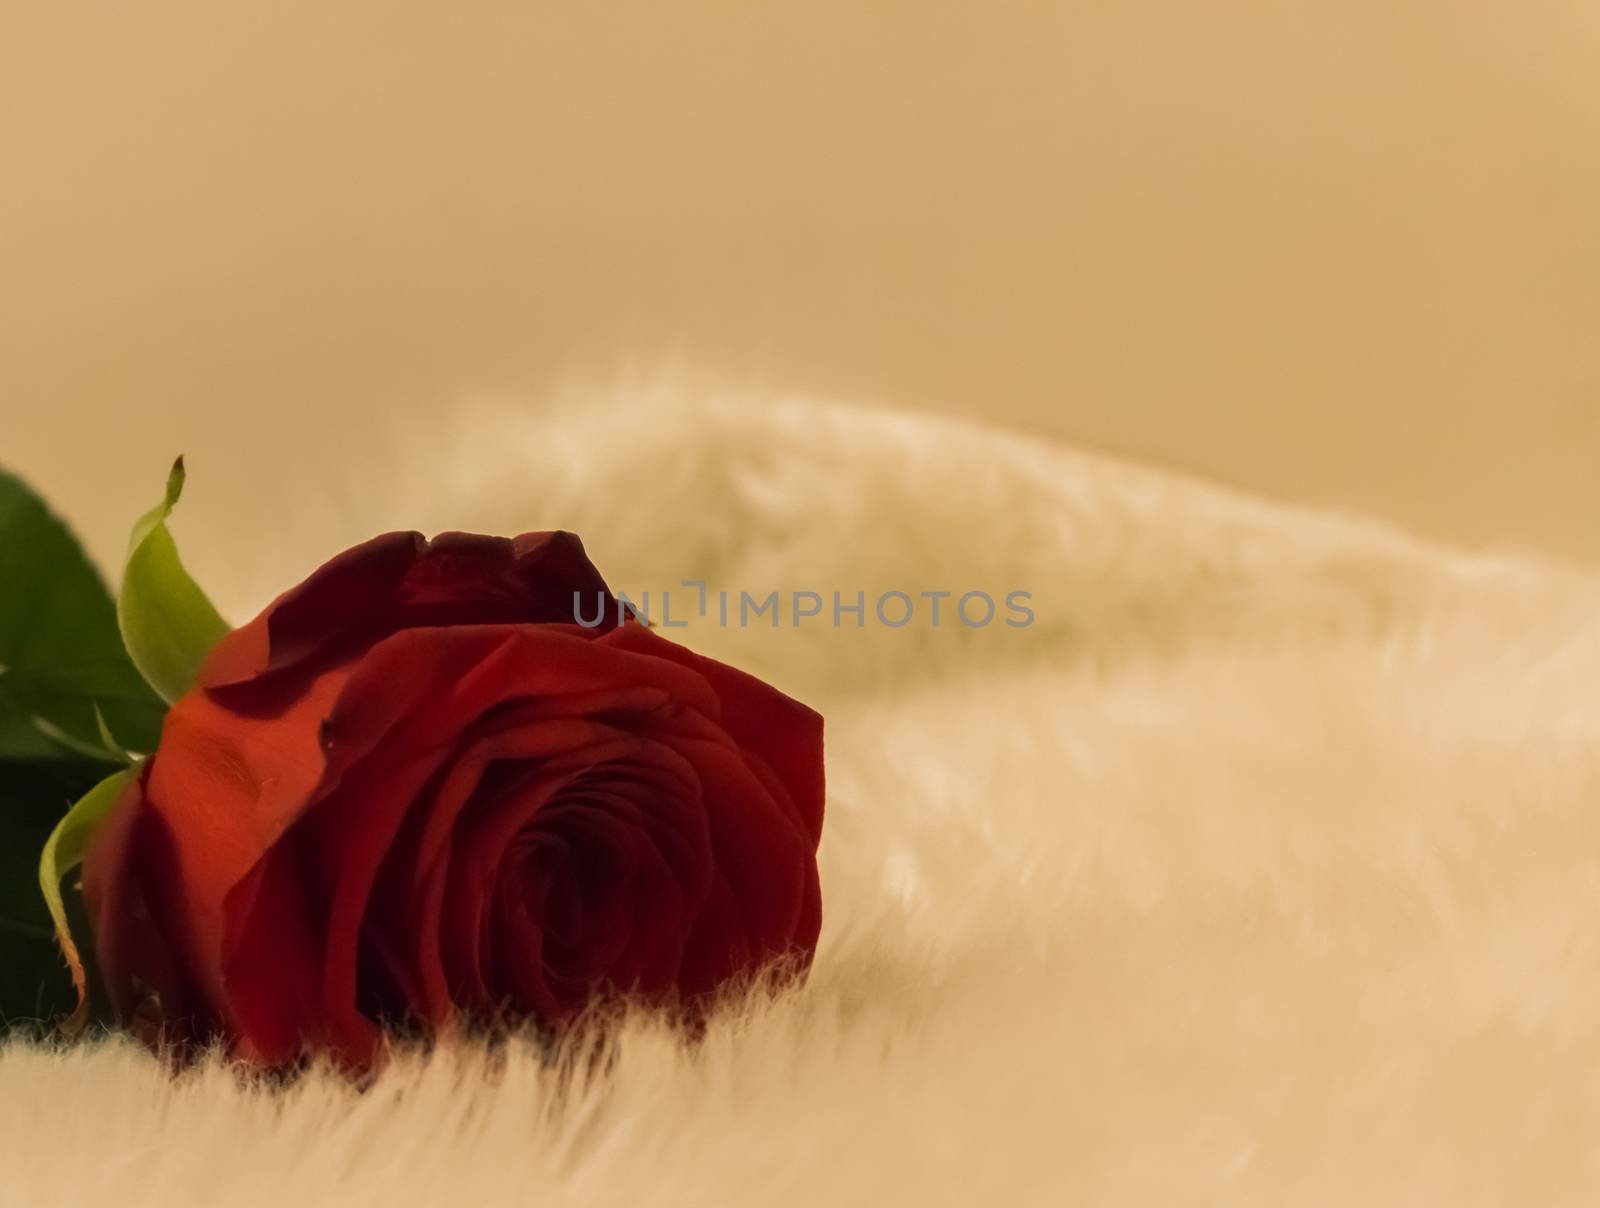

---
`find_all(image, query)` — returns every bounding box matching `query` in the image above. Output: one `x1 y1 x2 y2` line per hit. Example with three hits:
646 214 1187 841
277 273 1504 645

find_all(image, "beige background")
3 2 1598 575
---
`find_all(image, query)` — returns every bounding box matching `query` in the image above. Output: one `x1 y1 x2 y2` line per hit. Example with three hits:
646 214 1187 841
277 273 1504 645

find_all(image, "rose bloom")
82 532 824 1068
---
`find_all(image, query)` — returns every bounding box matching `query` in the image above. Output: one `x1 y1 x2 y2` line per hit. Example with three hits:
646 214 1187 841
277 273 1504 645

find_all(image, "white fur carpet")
5 386 1600 1205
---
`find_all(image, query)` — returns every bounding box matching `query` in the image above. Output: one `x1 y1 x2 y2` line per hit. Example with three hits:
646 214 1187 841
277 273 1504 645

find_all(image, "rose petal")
199 531 616 693
368 720 665 1027
598 624 825 844
537 794 643 965
662 732 815 962
445 767 579 1016
676 869 752 999
131 660 352 1023
219 844 324 1065
82 770 211 1044
490 839 568 1020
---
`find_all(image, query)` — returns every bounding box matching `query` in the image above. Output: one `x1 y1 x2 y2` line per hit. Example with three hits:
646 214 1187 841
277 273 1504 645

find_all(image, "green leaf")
38 765 132 1031
0 468 167 758
117 457 231 704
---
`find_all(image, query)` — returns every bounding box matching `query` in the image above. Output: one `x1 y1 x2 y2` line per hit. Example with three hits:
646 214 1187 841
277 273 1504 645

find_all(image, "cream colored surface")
4 391 1600 1205
2 3 1598 570
6 12 1600 1201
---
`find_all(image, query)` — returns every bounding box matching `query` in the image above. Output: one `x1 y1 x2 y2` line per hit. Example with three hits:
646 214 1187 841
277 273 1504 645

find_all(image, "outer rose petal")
597 625 825 844
656 731 817 985
199 530 615 693
82 770 211 1043
221 844 324 1064
115 659 354 1040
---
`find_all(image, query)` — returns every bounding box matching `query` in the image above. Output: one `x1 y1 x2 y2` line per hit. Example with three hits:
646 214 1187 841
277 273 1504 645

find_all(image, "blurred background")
3 1 1598 576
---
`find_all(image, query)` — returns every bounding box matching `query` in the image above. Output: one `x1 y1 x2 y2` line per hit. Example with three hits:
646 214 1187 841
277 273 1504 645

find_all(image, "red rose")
82 531 824 1069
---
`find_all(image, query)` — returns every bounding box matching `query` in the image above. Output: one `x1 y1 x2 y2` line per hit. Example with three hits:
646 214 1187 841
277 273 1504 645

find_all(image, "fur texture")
4 385 1599 1205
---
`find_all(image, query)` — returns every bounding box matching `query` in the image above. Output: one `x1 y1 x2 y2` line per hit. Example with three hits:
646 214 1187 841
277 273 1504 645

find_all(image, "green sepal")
94 705 135 764
38 765 133 1032
29 714 131 766
117 458 231 704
